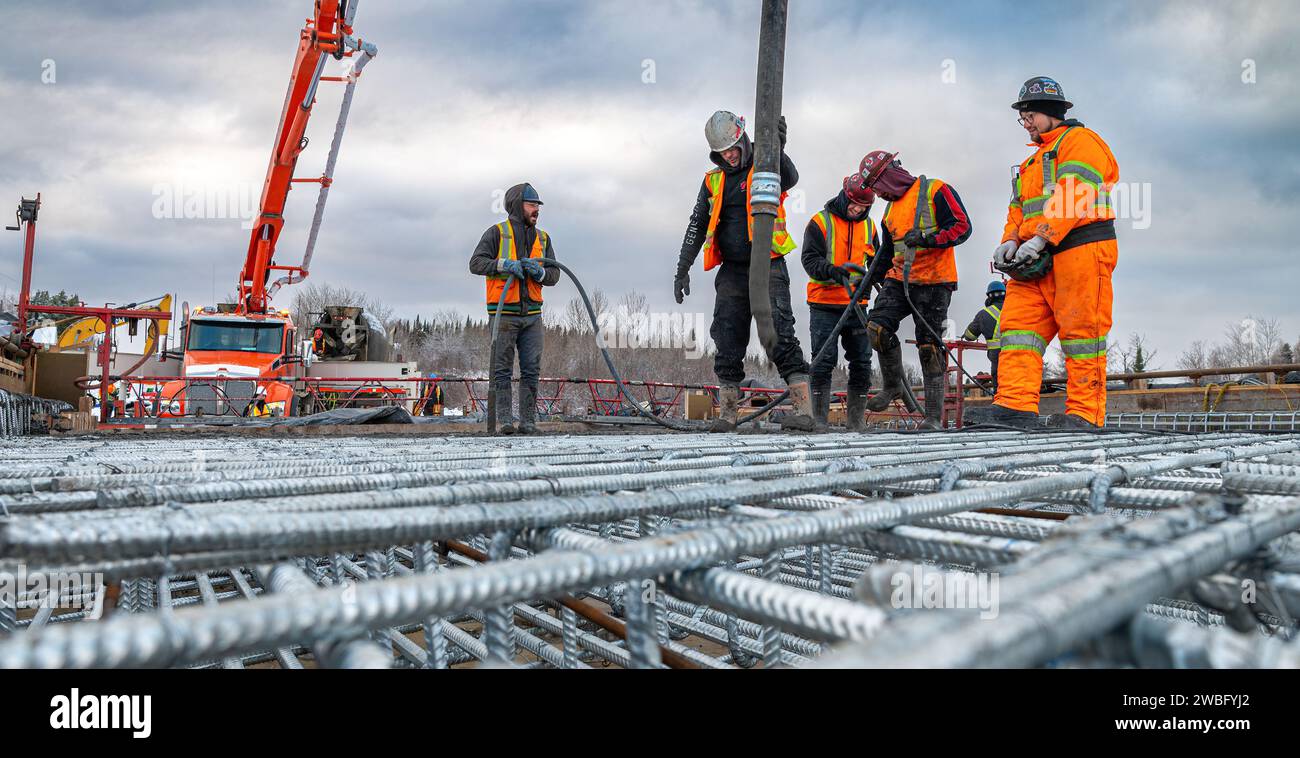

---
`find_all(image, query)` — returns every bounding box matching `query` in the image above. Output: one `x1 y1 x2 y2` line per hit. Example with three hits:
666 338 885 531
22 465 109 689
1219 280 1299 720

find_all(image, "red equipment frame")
8 194 173 419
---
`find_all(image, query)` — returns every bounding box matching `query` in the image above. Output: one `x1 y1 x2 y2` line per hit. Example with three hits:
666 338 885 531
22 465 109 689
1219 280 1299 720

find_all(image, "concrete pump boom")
238 0 376 314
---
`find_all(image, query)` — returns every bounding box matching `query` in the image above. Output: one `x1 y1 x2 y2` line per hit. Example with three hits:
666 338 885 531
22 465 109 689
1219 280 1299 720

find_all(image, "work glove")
830 265 854 287
903 228 936 249
673 269 691 304
521 259 547 282
1012 235 1049 265
498 258 526 279
778 115 788 148
993 240 1019 266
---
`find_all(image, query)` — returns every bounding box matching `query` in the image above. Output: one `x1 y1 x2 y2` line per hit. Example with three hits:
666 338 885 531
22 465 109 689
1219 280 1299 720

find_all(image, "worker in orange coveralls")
977 75 1119 430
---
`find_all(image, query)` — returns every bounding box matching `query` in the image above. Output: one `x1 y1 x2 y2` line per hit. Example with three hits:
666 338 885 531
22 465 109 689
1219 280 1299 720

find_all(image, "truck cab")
159 307 299 417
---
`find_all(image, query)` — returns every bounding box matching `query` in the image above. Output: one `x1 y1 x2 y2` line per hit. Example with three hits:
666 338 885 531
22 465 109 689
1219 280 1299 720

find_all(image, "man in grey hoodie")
469 182 560 433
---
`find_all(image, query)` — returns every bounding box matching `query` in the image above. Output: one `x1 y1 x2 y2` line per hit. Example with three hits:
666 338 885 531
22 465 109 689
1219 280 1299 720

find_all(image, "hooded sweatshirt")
677 134 801 271
871 163 917 203
800 191 878 312
469 183 560 313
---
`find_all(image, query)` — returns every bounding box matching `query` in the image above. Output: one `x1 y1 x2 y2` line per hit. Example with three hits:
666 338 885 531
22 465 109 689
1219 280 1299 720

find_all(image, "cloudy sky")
3 0 1297 370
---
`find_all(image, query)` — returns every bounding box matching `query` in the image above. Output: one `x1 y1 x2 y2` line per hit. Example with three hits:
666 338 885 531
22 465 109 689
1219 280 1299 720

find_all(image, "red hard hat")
859 150 900 187
842 174 876 206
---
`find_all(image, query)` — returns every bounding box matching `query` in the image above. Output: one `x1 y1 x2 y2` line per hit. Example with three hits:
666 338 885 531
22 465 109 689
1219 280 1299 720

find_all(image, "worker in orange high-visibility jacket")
982 76 1119 430
469 182 560 435
858 150 973 431
674 110 814 433
800 173 878 431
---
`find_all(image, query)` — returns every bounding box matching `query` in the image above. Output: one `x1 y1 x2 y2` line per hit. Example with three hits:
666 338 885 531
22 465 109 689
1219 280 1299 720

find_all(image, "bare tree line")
290 284 1298 411
297 284 888 412
1176 316 1298 382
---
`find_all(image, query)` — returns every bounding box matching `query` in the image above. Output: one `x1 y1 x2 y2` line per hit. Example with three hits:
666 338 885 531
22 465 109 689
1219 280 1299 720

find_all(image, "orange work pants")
993 239 1117 425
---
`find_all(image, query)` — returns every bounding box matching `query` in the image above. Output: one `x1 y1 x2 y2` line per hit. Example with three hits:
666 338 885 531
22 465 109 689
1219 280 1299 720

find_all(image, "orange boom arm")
238 0 374 314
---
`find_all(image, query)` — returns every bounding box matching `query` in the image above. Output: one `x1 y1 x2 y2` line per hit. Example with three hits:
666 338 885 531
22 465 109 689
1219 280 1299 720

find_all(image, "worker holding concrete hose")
469 182 560 434
962 280 1006 392
800 173 879 431
674 110 815 433
857 151 973 430
981 76 1119 430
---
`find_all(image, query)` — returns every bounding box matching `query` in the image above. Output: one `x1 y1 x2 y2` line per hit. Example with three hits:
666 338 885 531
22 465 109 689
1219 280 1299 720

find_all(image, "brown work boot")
780 375 817 433
709 384 740 433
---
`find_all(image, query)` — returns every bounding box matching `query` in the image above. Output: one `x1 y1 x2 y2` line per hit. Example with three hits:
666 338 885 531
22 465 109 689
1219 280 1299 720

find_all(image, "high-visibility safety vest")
700 167 796 272
806 210 876 306
983 303 1002 351
1004 122 1117 245
485 220 548 315
882 176 958 285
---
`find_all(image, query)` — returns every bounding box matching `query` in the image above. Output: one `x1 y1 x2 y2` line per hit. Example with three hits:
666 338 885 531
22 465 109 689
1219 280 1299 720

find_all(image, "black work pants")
710 258 810 385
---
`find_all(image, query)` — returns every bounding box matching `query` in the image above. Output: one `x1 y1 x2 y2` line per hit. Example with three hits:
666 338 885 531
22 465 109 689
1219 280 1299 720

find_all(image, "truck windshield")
188 321 283 353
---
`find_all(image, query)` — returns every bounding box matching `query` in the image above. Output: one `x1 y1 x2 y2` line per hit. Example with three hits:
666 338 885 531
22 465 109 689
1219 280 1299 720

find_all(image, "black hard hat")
1012 76 1073 110
521 183 544 205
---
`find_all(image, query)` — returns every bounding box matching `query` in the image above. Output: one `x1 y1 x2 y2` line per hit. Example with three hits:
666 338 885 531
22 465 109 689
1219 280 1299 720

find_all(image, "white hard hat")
705 110 746 152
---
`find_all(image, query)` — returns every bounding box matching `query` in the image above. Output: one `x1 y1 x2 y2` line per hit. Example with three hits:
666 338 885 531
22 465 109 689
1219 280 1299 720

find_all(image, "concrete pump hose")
485 261 699 433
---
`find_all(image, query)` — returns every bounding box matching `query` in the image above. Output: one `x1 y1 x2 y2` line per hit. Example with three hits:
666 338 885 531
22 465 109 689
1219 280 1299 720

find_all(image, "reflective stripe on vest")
884 177 938 260
486 220 547 314
700 167 796 272
983 304 1002 351
999 329 1046 356
807 210 875 306
1017 126 1110 219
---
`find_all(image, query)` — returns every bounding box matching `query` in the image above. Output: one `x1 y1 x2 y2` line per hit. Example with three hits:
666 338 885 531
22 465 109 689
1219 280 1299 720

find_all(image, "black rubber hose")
747 0 789 363
543 260 699 431
899 255 994 396
486 261 700 433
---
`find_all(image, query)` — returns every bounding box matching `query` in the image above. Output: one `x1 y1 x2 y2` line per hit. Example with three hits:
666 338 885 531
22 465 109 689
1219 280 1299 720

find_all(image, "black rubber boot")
811 383 831 432
846 390 868 432
918 344 946 431
965 404 1040 430
920 374 945 430
709 385 740 433
1046 413 1101 430
867 340 905 412
495 385 515 435
518 384 538 434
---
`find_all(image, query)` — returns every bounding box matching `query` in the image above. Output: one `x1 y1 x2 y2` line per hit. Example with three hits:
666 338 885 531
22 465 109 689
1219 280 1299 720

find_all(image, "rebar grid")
1 429 1298 669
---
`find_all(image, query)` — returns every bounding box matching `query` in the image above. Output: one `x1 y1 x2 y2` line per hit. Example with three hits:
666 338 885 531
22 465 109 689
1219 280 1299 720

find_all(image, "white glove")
1013 235 1048 265
993 240 1018 266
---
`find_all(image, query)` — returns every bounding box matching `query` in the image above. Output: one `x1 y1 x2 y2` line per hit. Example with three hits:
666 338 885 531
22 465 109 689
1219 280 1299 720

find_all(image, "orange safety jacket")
882 177 959 285
806 210 876 306
485 220 548 315
1002 121 1118 246
700 167 796 272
